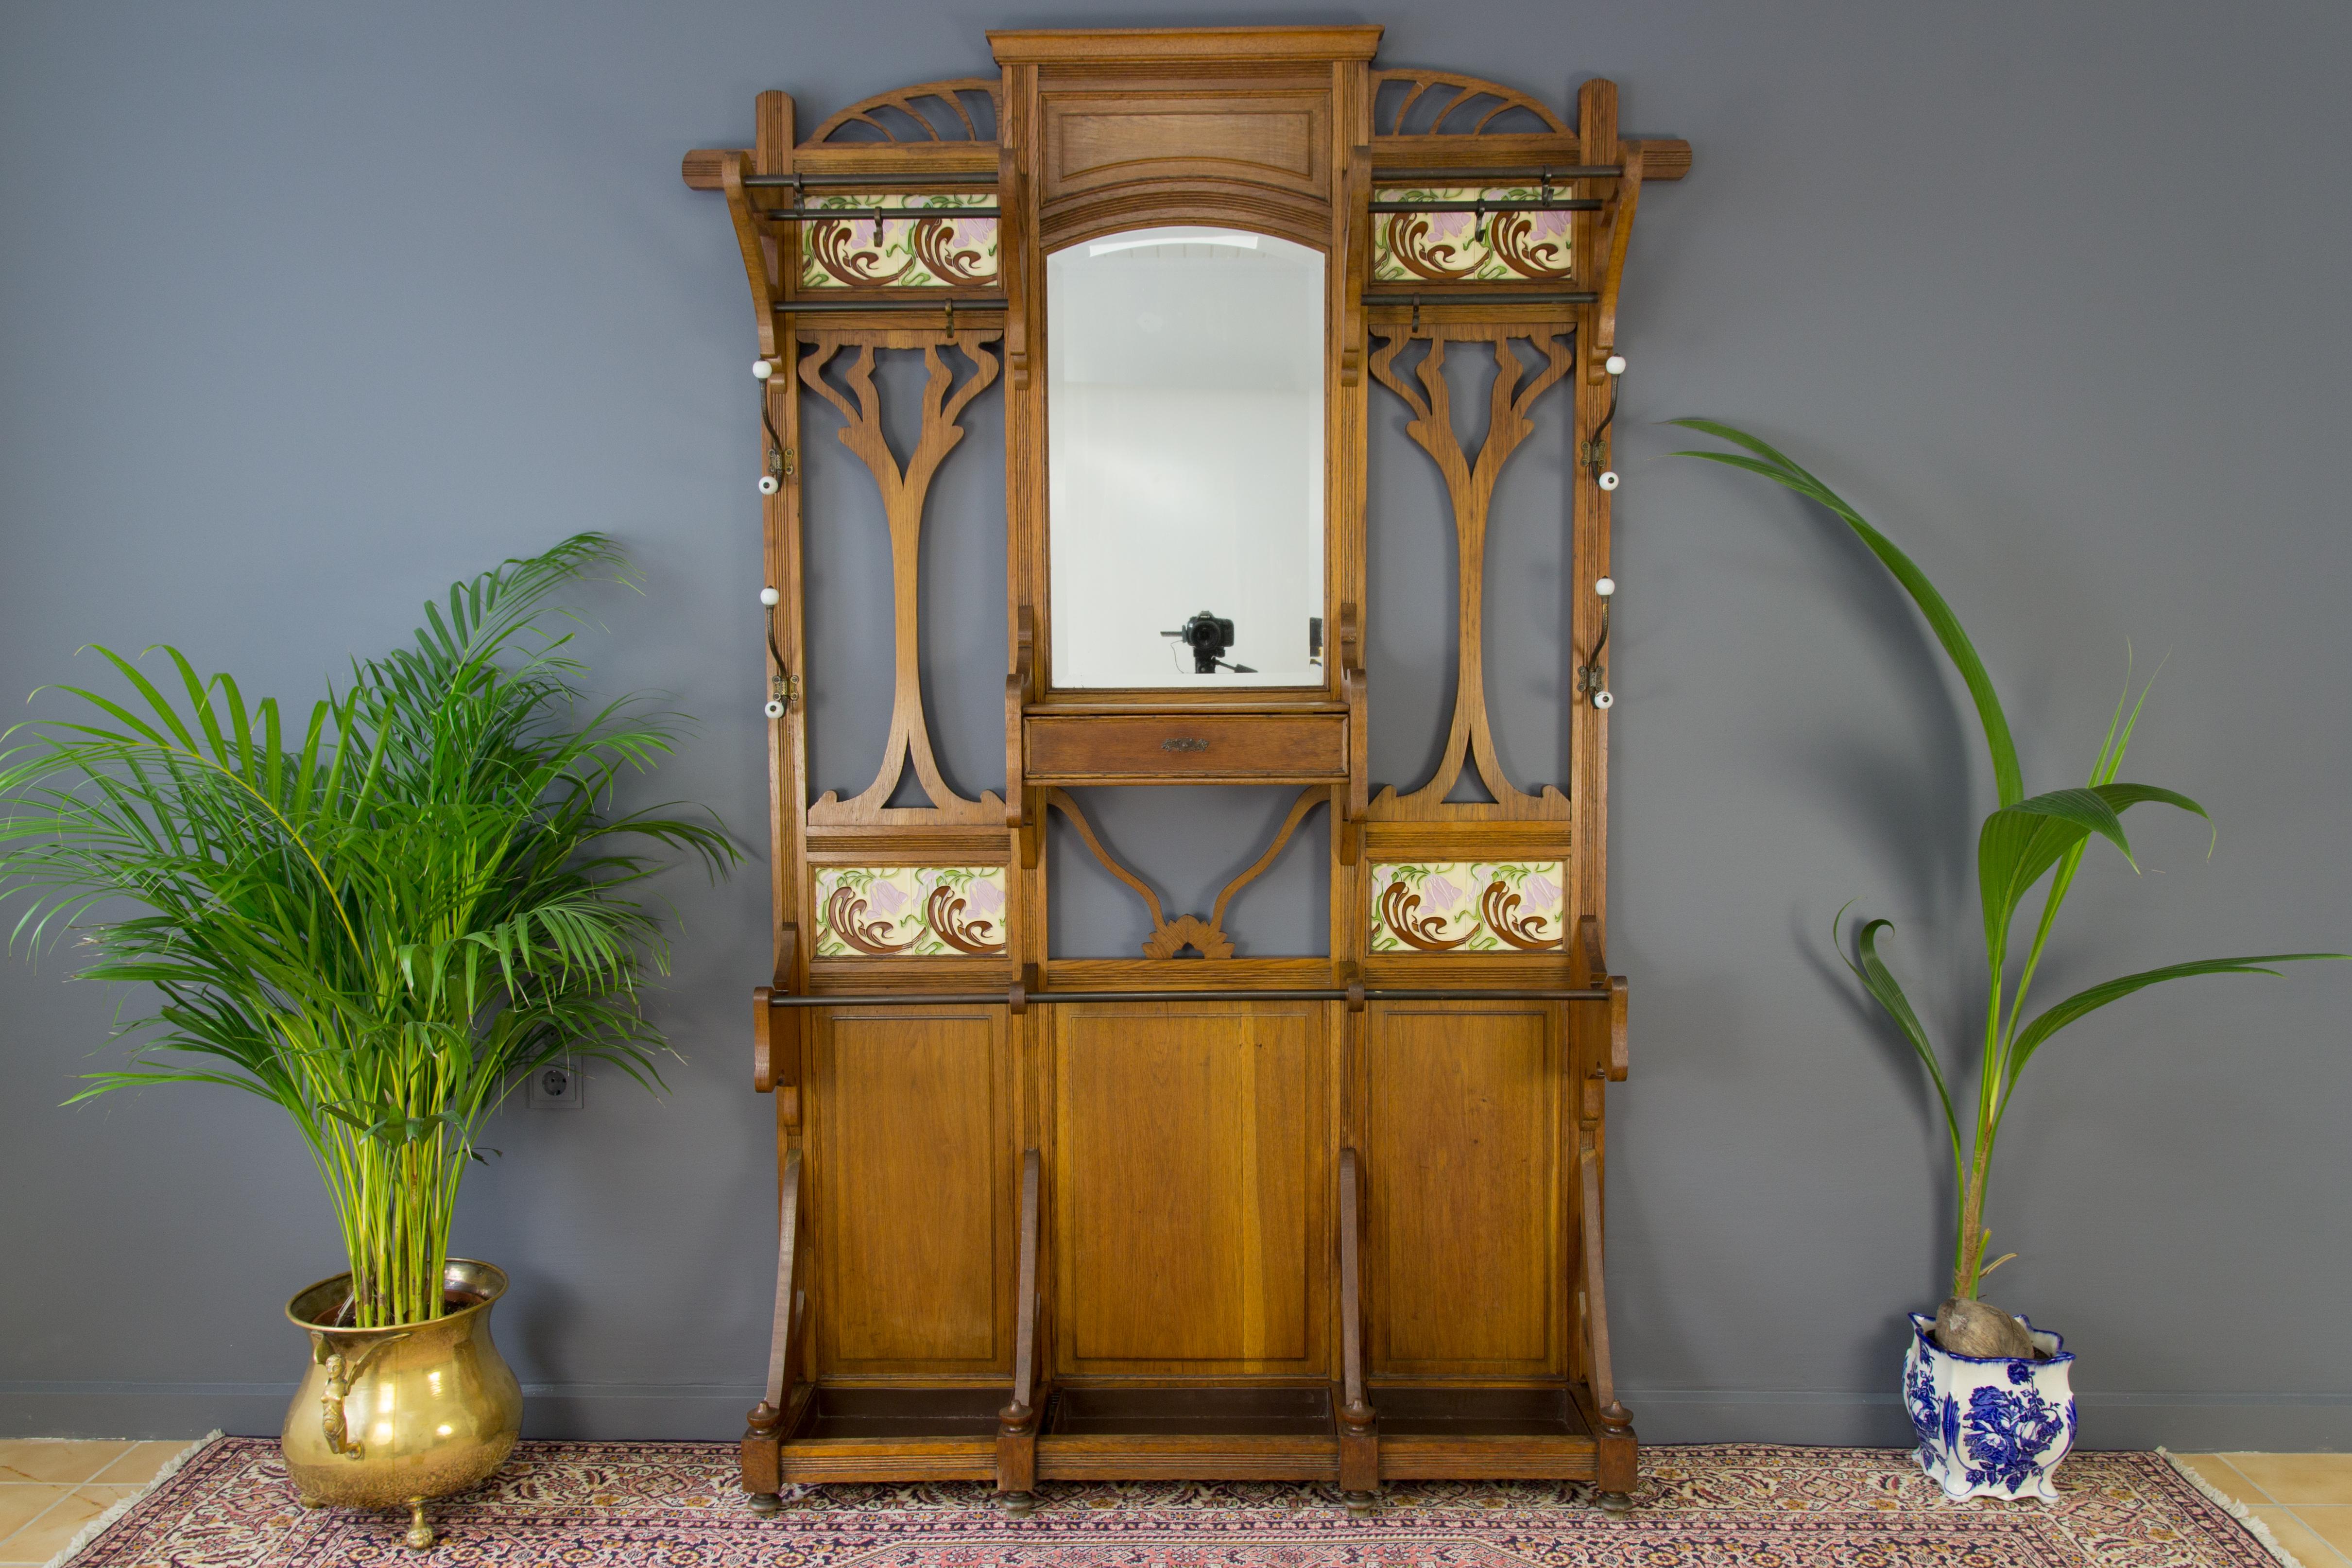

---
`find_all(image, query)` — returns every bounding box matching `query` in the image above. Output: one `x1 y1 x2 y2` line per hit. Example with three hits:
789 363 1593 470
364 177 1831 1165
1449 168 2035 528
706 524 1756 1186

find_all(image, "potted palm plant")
0 535 732 1548
1675 422 2346 1501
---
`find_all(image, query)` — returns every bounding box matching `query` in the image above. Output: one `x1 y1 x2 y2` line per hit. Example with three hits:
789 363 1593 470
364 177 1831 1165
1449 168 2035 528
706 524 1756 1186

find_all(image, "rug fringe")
40 1430 221 1568
2158 1447 2309 1568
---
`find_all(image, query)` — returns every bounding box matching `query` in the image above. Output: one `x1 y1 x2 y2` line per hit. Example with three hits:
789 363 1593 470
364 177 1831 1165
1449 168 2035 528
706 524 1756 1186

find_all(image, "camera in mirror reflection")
1162 610 1257 675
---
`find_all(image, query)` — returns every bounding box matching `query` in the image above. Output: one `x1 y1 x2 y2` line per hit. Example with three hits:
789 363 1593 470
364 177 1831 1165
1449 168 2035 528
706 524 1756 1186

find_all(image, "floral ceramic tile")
1372 187 1574 283
814 865 1008 957
1369 861 1566 953
797 193 998 289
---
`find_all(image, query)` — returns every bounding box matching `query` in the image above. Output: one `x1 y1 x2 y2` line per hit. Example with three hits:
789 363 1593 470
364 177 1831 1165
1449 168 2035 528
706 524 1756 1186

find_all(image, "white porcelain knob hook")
763 698 786 719
1597 470 1620 491
1604 354 1627 377
1591 689 1614 710
753 359 776 380
1595 577 1615 598
757 474 780 496
759 586 781 606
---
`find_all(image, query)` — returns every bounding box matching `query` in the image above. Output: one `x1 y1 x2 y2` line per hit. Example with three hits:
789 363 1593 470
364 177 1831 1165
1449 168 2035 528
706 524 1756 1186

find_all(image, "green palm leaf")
1671 420 2023 808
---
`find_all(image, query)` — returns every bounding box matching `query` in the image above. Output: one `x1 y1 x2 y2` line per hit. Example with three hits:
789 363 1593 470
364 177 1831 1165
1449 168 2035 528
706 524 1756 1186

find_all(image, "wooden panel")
813 1008 1009 1372
1054 1002 1325 1375
1363 1004 1558 1375
1046 95 1326 197
1028 713 1345 784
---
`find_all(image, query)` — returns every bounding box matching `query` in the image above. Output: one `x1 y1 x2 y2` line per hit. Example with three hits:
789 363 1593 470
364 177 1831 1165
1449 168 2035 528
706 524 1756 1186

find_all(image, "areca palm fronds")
1674 422 2347 1303
0 534 734 1326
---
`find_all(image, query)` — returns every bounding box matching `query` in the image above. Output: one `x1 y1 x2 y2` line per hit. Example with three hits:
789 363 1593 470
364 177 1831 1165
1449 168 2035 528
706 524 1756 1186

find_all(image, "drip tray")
793 1386 1004 1440
1045 1385 1335 1437
1373 1385 1590 1438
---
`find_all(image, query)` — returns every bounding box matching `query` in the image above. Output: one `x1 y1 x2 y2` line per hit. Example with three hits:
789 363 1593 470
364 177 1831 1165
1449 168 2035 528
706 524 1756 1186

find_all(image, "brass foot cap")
747 1491 782 1516
1344 1493 1378 1518
404 1499 435 1551
1000 1491 1036 1517
1597 1490 1633 1516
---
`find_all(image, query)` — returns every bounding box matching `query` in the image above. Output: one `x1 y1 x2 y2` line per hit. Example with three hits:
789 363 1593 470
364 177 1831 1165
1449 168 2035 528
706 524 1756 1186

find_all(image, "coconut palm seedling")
0 535 733 1327
1674 421 2347 1352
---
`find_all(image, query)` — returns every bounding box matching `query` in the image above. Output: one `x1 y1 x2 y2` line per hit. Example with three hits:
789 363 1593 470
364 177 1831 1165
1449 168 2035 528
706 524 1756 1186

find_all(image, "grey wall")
4 0 2347 1450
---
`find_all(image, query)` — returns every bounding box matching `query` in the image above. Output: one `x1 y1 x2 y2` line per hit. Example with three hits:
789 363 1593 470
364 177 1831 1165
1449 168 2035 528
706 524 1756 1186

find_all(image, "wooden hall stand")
683 25 1688 1517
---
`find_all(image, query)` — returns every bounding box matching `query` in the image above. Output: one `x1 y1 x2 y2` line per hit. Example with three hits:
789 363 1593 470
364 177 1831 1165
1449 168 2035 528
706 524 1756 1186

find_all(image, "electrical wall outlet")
527 1060 583 1110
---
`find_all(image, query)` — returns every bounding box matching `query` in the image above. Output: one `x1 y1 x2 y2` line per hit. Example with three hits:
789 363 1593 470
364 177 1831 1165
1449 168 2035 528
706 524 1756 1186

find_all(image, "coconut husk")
1935 1296 2034 1359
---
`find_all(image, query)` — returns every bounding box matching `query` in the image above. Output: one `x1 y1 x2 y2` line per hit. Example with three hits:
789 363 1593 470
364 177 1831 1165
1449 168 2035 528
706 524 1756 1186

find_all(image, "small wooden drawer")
1027 713 1347 784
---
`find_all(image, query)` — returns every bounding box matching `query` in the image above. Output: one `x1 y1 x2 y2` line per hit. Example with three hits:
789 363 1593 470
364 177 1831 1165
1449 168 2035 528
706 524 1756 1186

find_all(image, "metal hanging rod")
744 172 998 188
1371 165 1623 182
769 985 1609 1007
1370 198 1601 214
774 295 1006 314
1366 290 1598 307
755 206 1001 222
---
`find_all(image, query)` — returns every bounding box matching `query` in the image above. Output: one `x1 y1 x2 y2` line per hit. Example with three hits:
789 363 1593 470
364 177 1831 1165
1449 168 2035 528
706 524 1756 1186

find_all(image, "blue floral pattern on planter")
1903 1311 2077 1501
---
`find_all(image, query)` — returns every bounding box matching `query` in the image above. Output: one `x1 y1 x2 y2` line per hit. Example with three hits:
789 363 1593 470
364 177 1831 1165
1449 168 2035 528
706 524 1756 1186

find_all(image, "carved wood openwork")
807 79 1000 144
799 328 1006 825
1371 69 1567 136
1046 786 1329 960
1368 324 1576 820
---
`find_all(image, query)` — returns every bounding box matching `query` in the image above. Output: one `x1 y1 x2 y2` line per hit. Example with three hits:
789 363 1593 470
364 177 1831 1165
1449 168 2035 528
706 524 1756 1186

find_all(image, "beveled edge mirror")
1044 224 1328 690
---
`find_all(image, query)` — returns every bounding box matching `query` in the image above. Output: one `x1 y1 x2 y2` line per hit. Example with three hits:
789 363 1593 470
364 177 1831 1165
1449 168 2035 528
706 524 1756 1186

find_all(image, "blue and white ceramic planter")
1905 1311 2077 1501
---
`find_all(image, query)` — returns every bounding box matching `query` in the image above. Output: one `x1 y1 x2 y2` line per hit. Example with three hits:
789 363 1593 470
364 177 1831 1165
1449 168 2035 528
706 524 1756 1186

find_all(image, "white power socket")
527 1060 584 1110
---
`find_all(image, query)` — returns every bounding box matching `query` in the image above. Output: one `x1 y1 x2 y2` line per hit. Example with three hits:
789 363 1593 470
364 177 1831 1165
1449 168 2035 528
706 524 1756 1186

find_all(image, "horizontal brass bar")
753 206 1000 221
769 987 1608 1006
1371 165 1623 181
1369 200 1602 213
744 172 997 188
774 296 1007 313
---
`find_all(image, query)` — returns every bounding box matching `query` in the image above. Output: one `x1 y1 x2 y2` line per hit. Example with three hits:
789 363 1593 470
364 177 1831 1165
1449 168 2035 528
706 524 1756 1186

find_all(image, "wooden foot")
1343 1490 1378 1518
746 1491 781 1516
403 1498 435 1551
1597 1489 1633 1516
999 1489 1036 1517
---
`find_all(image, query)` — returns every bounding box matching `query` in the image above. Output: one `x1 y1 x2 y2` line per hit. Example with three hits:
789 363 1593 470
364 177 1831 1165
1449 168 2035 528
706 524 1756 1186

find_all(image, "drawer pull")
1162 737 1211 753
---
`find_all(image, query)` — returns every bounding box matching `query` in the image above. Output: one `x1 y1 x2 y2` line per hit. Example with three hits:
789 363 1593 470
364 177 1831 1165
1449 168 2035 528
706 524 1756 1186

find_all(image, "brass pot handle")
311 1331 411 1459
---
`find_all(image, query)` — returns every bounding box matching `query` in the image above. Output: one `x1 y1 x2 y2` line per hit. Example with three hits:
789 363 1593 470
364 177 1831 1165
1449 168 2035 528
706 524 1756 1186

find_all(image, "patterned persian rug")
58 1436 2289 1568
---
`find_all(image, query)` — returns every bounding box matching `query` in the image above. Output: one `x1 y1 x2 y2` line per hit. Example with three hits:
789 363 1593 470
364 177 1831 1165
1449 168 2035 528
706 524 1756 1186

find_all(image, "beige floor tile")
2178 1453 2264 1508
87 1440 200 1486
0 1441 133 1485
0 1483 78 1543
0 1485 135 1564
2250 1506 2351 1568
2299 1507 2352 1560
2228 1454 2352 1507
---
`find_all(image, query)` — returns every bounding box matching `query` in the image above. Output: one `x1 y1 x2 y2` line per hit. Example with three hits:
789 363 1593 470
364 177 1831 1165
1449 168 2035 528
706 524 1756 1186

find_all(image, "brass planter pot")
282 1258 522 1551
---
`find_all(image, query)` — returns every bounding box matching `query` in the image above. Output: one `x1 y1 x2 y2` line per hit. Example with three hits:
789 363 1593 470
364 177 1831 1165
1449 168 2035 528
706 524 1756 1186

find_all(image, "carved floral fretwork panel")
1369 861 1566 953
799 329 1006 826
1372 188 1572 283
798 194 998 289
814 865 1009 957
1366 326 1574 820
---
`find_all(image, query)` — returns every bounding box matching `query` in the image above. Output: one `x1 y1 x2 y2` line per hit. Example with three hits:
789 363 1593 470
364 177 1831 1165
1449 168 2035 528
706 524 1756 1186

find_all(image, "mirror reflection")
1048 226 1325 688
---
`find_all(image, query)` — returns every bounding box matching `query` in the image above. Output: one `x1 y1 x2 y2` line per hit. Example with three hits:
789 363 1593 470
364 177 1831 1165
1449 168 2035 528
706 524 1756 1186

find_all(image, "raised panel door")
812 1007 1011 1375
1363 1004 1560 1377
1052 1001 1327 1377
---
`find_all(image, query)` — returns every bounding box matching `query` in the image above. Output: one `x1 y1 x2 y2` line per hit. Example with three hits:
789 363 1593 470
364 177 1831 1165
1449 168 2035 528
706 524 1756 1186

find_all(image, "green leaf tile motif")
798 194 998 289
1372 187 1574 284
814 865 1008 956
1369 861 1566 953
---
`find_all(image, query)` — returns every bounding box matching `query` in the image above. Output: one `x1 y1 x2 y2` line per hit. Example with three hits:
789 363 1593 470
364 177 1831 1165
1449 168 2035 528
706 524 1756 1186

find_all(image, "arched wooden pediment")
1372 69 1568 137
807 77 1000 145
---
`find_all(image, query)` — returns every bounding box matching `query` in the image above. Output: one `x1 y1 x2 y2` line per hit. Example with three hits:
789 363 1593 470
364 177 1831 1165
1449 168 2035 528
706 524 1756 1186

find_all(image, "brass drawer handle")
1162 737 1210 753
